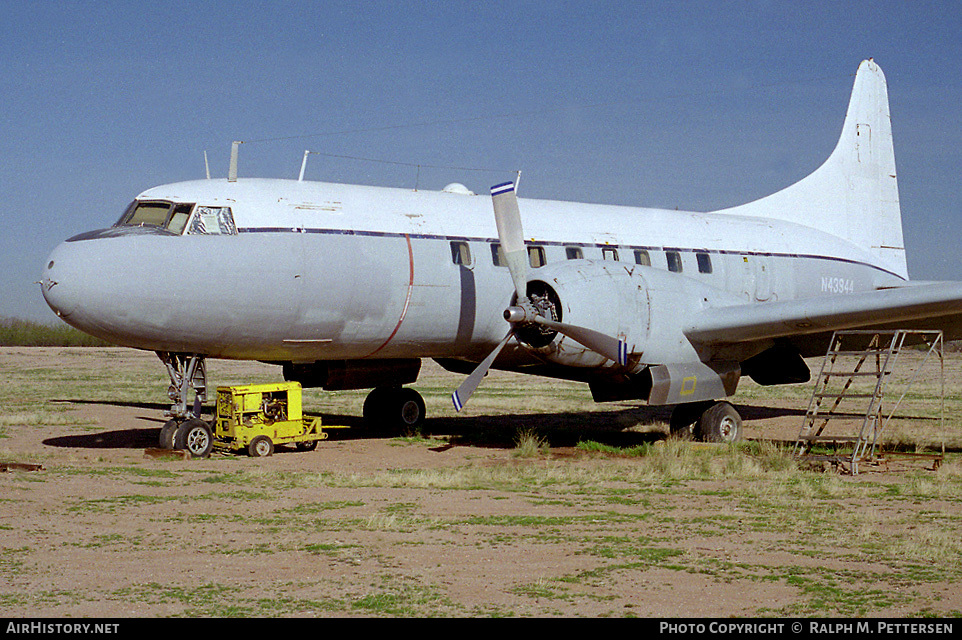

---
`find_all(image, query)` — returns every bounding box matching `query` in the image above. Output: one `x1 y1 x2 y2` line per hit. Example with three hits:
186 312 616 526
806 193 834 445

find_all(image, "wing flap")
685 282 962 346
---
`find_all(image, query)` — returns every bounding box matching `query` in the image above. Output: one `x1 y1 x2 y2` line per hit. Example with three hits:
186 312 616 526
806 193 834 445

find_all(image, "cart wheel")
248 435 274 457
159 419 179 449
174 418 213 458
295 440 318 452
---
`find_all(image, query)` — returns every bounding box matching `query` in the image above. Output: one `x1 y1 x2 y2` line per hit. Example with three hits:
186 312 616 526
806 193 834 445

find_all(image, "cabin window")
634 249 651 266
491 243 505 266
666 251 683 273
565 246 583 260
528 246 546 268
450 241 472 266
696 252 712 274
602 247 619 261
187 206 237 235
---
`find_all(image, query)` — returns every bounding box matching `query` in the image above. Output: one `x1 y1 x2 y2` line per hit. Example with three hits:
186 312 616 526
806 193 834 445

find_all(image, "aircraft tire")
295 439 319 452
669 402 710 440
697 402 742 443
174 418 214 458
248 435 274 457
396 387 426 433
159 419 180 449
362 387 392 429
363 387 426 434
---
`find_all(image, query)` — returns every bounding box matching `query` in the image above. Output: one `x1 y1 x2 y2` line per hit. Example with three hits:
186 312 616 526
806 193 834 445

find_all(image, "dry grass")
0 347 961 617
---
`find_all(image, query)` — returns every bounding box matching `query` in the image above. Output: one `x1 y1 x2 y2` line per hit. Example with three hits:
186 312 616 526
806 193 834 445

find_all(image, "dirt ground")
0 348 959 618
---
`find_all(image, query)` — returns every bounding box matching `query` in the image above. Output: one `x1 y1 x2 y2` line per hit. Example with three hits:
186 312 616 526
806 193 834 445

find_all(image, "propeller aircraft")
39 59 962 456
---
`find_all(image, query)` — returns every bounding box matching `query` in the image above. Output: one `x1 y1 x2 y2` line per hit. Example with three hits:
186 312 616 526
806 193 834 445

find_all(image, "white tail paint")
715 59 906 279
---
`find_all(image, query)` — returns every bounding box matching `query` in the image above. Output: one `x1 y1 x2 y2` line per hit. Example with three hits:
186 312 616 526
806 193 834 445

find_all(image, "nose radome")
40 245 79 318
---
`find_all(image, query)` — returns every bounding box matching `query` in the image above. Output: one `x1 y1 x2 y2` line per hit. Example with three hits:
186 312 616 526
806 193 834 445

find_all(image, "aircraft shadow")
37 398 830 452
44 428 163 450
51 398 170 411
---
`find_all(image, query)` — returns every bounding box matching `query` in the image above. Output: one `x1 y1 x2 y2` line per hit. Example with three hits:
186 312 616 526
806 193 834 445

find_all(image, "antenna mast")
228 141 242 182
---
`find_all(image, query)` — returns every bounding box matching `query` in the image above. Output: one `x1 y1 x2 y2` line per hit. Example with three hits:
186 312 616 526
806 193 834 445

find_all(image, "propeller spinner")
451 182 628 412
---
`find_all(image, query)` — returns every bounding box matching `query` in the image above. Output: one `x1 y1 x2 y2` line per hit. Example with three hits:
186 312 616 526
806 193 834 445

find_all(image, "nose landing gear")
157 352 212 457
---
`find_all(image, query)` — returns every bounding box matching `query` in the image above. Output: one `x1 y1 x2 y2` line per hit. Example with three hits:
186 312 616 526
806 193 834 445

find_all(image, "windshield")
116 201 194 234
114 200 236 236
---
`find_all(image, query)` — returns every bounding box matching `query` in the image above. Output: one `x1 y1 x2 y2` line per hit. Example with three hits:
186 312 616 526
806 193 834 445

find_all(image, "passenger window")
187 206 237 235
602 247 619 261
666 251 683 273
634 250 651 266
450 241 472 266
696 252 712 274
491 243 505 267
565 246 583 260
528 246 546 268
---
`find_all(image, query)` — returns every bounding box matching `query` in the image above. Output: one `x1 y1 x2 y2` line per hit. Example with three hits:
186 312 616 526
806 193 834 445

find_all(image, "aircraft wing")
685 281 962 349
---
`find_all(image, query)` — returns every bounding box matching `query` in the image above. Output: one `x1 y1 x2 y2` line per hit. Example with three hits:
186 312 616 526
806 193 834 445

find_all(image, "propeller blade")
491 182 529 301
451 331 514 412
533 316 629 366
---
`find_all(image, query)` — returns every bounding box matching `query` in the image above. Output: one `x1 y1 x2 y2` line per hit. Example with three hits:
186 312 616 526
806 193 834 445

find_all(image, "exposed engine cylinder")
513 261 651 367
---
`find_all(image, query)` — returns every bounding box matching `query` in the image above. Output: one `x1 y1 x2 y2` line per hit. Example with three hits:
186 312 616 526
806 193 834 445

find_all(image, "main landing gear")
669 400 743 443
362 386 426 434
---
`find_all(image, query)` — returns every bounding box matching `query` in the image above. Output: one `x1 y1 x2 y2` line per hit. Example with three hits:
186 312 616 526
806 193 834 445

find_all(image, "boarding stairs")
794 329 944 474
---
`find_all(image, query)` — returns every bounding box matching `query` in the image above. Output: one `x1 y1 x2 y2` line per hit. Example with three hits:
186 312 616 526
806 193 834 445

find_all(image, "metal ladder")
794 330 943 474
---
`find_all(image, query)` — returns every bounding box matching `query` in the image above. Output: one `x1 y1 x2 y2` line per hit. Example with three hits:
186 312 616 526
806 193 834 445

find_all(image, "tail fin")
714 59 907 279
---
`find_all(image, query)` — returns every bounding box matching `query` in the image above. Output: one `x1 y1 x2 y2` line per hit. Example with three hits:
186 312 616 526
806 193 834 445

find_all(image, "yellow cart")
213 381 346 456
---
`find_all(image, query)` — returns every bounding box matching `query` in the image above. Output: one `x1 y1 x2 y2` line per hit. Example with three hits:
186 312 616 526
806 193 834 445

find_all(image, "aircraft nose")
40 243 81 318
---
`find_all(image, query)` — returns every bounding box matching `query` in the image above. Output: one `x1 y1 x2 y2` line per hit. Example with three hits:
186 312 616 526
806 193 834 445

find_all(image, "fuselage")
41 178 905 370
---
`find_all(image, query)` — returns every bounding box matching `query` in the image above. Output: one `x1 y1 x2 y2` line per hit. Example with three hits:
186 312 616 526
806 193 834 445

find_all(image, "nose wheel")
159 418 214 458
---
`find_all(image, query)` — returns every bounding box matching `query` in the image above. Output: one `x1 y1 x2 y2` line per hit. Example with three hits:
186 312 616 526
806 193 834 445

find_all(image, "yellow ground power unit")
214 381 346 456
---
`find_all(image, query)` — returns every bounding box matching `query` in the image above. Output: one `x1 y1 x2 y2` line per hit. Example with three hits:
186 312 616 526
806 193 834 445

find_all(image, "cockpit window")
114 200 236 236
116 200 197 235
167 204 193 235
119 201 173 228
187 206 236 235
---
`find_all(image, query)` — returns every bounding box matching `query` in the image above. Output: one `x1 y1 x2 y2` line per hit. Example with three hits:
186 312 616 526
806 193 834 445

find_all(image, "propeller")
451 182 628 412
492 181 529 302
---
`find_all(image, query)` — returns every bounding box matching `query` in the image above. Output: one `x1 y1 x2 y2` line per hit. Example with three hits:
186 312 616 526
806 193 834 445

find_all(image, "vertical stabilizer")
714 59 907 279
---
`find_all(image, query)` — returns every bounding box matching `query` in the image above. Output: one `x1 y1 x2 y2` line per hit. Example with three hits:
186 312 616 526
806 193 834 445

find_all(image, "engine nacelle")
517 259 744 370
514 260 649 368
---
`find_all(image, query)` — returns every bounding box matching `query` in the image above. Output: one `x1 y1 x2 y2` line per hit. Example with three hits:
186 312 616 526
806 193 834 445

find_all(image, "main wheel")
363 387 426 434
173 418 214 458
362 386 392 429
159 419 180 449
295 440 319 452
396 387 426 433
697 402 742 443
669 402 710 440
248 435 274 457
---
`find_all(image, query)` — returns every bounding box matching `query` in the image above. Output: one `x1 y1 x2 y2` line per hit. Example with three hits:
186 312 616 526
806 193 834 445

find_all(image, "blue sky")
2 1 960 322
